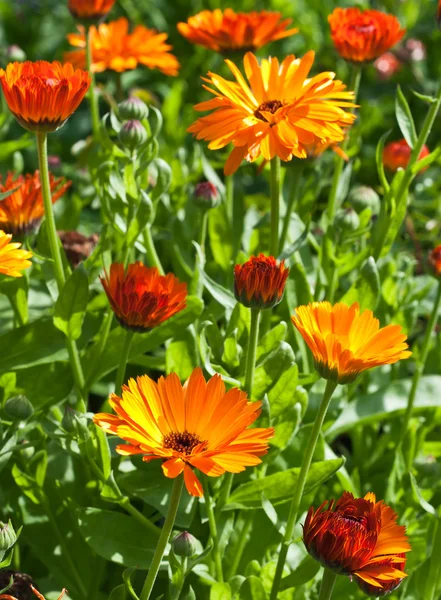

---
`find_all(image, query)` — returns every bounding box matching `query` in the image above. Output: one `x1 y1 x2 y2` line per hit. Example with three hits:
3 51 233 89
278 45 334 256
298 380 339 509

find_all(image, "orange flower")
383 139 430 172
68 0 115 21
0 61 90 133
234 254 289 309
177 9 298 53
30 586 67 600
291 301 411 384
0 230 32 277
100 262 187 332
429 245 441 276
328 8 405 63
0 171 71 236
188 51 356 175
65 17 180 75
304 140 348 161
94 367 274 496
303 492 410 594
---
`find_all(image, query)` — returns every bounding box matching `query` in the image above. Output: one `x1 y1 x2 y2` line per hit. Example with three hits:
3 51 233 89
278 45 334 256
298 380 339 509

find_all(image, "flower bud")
119 120 148 151
118 97 149 122
234 254 289 310
374 52 401 80
4 395 34 421
172 531 197 557
62 406 78 434
348 186 380 214
6 45 26 63
429 245 441 277
193 181 220 211
383 139 430 172
335 207 360 233
0 521 17 553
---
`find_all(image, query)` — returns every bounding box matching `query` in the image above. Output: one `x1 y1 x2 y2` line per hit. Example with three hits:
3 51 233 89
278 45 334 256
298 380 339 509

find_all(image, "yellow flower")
0 230 32 277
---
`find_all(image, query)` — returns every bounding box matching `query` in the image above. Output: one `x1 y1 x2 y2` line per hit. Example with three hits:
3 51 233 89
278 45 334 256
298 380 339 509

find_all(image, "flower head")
68 0 116 22
234 254 289 310
100 262 187 332
0 171 71 236
291 301 411 384
429 245 441 276
58 230 99 268
0 230 32 278
383 139 430 172
328 8 405 63
374 52 401 80
94 368 274 496
193 181 220 210
303 492 410 593
177 9 298 53
0 61 90 133
65 18 180 75
188 51 356 175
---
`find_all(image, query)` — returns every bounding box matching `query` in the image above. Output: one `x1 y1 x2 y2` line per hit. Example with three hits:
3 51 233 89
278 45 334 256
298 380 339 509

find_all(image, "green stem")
143 227 164 275
225 174 234 226
244 308 261 398
84 310 113 393
196 211 209 299
139 476 184 600
8 294 26 327
270 157 281 257
115 329 134 395
427 517 441 600
318 568 337 600
86 26 101 141
270 379 338 600
280 162 304 252
226 513 252 579
200 210 209 253
202 476 224 583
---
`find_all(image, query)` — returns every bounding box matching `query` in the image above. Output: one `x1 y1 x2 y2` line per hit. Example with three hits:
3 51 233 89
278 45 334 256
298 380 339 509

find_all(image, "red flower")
100 262 187 332
429 245 441 276
383 139 430 172
68 0 116 21
303 492 411 593
234 254 289 310
374 52 401 80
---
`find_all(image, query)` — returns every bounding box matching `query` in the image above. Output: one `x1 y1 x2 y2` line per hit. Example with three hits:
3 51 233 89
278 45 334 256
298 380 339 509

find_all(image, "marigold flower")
383 139 430 172
291 301 411 384
0 171 71 236
68 0 116 21
303 492 410 593
65 17 180 76
328 8 405 63
234 254 289 310
0 230 32 278
100 262 187 332
305 140 348 161
177 9 298 53
188 51 356 175
94 368 274 496
429 245 441 276
0 61 90 133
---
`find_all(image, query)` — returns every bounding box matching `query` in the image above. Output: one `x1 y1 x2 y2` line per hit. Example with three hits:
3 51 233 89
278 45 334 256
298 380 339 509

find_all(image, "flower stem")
270 156 281 257
225 174 234 226
36 132 86 408
196 211 209 299
139 476 184 600
86 26 100 142
115 329 134 395
280 161 304 252
143 227 164 275
202 476 224 583
427 517 441 600
244 308 261 398
270 379 338 600
318 568 337 600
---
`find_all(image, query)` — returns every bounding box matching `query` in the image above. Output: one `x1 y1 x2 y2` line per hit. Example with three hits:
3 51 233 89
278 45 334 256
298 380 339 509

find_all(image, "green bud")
0 521 17 552
118 97 149 122
193 181 220 211
4 395 34 421
348 185 380 214
62 406 78 434
119 120 148 151
335 207 360 233
172 531 197 558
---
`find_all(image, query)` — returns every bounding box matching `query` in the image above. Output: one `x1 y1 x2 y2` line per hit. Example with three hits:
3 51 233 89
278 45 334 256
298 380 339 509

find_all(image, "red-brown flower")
0 61 91 132
383 139 430 172
303 492 411 593
100 262 187 332
328 8 405 63
68 0 116 21
438 0 441 29
0 171 71 236
429 245 441 276
234 254 289 310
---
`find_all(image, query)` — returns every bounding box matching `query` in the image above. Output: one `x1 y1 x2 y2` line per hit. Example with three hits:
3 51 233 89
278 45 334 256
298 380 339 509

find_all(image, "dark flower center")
254 100 283 122
163 431 204 455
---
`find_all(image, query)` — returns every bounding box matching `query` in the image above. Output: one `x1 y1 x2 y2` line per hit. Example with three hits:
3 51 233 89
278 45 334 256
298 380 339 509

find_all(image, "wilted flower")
68 0 116 22
30 587 67 600
429 245 441 276
383 139 430 172
58 231 98 268
193 181 219 210
374 52 401 80
94 368 274 496
234 254 289 310
0 571 34 600
0 231 32 277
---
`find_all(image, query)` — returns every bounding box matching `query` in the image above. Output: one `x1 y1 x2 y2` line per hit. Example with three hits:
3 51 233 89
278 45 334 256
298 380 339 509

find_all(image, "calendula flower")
188 51 356 175
0 61 90 133
68 0 115 21
100 262 187 332
429 245 441 276
65 17 180 76
0 230 32 277
94 368 274 496
0 171 71 236
303 492 410 594
234 254 289 310
383 139 430 172
328 8 405 63
291 301 411 384
305 140 348 161
177 9 298 53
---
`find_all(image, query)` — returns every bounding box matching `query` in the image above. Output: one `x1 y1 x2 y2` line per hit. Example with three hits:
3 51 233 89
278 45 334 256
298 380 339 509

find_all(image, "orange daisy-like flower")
234 254 289 310
65 17 180 76
429 245 441 277
94 368 274 496
305 139 348 161
0 61 90 133
328 8 405 63
303 492 410 594
177 9 298 53
0 171 71 236
100 262 187 332
68 0 115 21
188 51 356 175
383 138 430 172
0 230 32 278
291 301 411 384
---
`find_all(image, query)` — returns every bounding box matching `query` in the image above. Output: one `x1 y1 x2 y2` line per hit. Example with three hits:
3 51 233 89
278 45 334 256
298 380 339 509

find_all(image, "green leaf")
222 329 242 370
199 268 236 309
0 138 33 161
280 556 320 590
395 85 417 149
209 203 233 270
210 583 232 600
126 192 153 245
253 342 295 400
150 158 172 202
165 325 199 380
11 464 42 504
0 185 20 201
375 130 391 192
239 576 268 599
53 265 89 340
123 567 140 600
411 89 437 104
108 584 128 600
335 162 352 209
410 472 436 515
339 257 380 310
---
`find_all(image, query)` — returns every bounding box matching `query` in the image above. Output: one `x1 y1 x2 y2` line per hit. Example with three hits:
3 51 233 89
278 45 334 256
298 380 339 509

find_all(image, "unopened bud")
119 120 148 151
118 97 149 122
172 531 197 557
0 521 17 553
348 186 380 214
193 181 220 211
335 207 360 233
4 395 34 421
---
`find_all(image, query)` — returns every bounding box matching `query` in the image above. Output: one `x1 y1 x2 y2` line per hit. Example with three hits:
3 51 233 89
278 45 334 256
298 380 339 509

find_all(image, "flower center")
349 21 376 34
254 100 284 122
163 431 204 455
